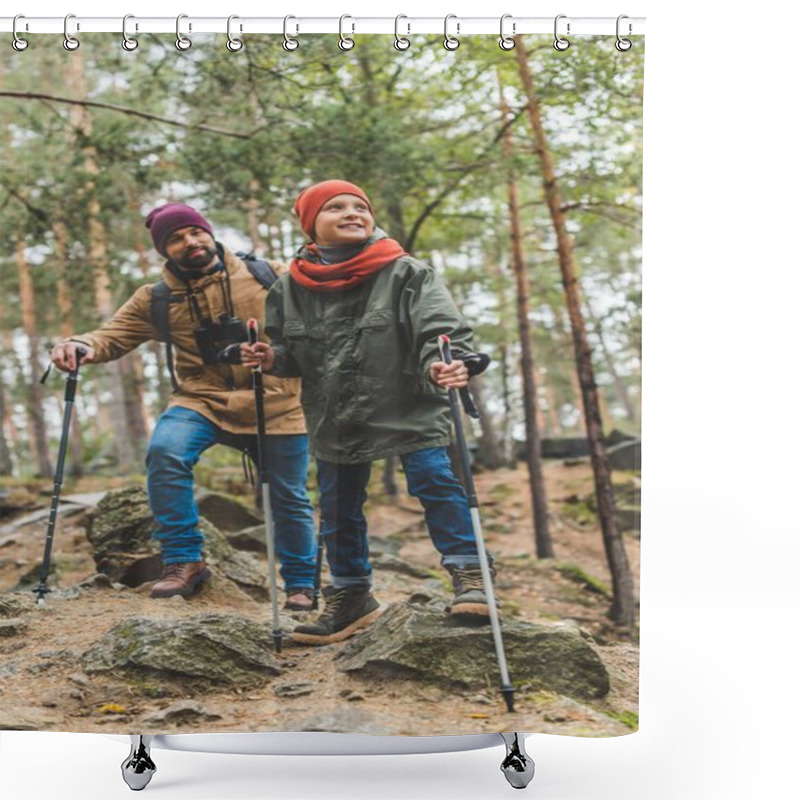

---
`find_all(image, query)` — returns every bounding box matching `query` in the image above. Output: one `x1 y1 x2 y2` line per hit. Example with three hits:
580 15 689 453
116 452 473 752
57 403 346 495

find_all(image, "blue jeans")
316 446 481 587
146 406 317 589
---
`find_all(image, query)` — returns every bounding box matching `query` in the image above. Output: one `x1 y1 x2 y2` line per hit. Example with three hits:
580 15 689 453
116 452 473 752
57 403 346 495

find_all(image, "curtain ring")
63 14 80 51
121 14 139 51
443 14 459 51
227 15 244 51
553 14 570 50
12 15 29 51
338 15 355 51
283 15 299 51
499 14 515 50
175 14 192 51
616 15 632 51
394 15 410 51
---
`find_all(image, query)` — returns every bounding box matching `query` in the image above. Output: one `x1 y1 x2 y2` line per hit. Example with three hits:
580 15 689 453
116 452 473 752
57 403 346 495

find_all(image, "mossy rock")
81 613 281 685
334 603 610 700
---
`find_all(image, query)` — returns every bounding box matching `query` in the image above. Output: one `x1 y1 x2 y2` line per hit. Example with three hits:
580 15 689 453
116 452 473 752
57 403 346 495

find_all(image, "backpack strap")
236 252 280 290
150 281 180 392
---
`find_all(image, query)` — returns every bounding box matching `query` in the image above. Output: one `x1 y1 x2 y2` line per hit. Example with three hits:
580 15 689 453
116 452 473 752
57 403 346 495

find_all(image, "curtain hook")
63 14 80 51
394 15 410 51
553 14 570 51
616 15 633 51
175 14 192 51
283 15 299 51
443 14 460 51
499 14 516 50
12 14 29 51
121 14 139 51
338 14 355 51
227 15 244 51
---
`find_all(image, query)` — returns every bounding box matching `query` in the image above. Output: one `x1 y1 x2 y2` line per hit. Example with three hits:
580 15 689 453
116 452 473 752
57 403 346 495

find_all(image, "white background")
2 1 799 798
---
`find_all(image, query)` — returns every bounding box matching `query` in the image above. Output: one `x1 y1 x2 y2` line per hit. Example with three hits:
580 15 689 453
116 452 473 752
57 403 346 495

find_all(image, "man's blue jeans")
146 406 317 589
316 446 482 587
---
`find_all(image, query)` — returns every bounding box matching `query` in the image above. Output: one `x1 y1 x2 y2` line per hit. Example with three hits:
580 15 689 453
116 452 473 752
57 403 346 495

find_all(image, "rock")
195 489 263 532
226 525 267 553
145 699 222 726
0 707 60 730
371 553 431 579
367 535 401 557
83 486 267 600
77 573 116 590
0 595 29 617
273 681 317 698
607 438 641 471
335 603 610 700
0 487 41 519
0 618 28 637
294 707 394 734
81 613 282 685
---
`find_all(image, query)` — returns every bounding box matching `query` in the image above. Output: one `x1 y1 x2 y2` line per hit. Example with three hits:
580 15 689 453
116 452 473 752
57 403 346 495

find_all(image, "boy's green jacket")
265 253 478 464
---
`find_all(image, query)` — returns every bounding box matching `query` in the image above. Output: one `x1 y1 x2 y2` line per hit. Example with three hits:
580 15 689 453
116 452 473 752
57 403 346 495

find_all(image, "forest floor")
0 460 640 739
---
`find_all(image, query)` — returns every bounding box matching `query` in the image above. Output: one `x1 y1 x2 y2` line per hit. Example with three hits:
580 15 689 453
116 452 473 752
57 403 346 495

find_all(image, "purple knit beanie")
145 204 214 256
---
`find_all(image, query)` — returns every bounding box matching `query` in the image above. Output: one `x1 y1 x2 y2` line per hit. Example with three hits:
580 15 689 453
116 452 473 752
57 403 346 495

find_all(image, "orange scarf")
290 238 407 292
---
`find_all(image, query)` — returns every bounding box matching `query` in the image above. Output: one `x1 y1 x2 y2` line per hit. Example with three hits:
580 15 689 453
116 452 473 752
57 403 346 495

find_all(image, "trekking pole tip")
501 685 516 713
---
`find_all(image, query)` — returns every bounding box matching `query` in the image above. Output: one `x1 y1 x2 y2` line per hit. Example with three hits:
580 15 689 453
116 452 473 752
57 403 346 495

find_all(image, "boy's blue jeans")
316 446 482 588
146 406 317 590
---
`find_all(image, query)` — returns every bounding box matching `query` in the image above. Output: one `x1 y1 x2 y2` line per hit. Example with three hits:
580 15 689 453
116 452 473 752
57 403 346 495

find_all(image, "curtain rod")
2 16 645 37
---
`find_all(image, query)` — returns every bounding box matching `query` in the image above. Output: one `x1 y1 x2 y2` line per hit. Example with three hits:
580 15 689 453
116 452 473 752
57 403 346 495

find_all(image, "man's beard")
177 245 217 271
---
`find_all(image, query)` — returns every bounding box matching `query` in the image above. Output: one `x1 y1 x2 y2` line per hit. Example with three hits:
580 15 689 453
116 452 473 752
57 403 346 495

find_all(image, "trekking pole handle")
438 334 453 366
65 347 88 402
247 318 259 346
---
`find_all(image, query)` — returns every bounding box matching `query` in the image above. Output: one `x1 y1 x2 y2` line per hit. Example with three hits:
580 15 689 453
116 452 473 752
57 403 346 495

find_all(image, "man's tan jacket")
70 246 305 435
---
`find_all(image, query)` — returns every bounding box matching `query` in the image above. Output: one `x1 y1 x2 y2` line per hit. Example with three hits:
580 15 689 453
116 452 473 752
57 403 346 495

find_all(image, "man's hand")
240 342 275 370
429 359 469 389
50 342 96 372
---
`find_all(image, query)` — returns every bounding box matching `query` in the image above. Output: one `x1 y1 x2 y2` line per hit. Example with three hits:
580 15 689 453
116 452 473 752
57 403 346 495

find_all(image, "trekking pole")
438 335 515 713
247 319 284 653
312 520 324 611
34 346 87 606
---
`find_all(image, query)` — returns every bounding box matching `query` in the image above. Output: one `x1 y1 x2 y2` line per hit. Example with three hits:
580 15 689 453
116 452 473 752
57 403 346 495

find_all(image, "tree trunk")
68 49 138 475
16 241 52 478
499 83 553 559
470 374 506 469
0 379 14 476
514 36 635 627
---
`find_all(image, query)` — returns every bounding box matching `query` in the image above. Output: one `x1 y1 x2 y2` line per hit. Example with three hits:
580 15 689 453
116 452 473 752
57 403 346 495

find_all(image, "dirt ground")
0 461 639 738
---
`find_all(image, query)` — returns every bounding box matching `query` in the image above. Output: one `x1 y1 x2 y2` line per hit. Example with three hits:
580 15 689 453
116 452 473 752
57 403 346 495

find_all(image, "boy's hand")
240 342 275 370
51 342 95 372
429 359 469 389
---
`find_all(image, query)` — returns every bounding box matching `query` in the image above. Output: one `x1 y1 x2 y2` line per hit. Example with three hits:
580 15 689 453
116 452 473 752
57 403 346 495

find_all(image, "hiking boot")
292 585 381 645
284 587 315 611
150 561 211 599
446 563 496 620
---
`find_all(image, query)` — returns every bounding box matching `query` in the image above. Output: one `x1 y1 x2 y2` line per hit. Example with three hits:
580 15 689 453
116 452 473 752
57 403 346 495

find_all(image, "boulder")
83 486 267 600
334 603 610 700
195 489 263 533
607 439 641 472
293 707 394 735
81 613 282 685
144 699 222 726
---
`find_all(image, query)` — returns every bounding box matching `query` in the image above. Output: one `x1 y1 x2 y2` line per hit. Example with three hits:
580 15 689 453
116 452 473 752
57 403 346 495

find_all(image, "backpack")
150 252 279 391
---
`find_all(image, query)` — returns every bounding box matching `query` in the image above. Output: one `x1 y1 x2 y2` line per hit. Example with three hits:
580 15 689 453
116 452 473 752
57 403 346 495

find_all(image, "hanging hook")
443 14 460 51
63 14 80 51
121 15 138 51
175 14 192 51
338 15 355 51
227 15 244 51
12 14 29 51
499 14 515 51
283 15 299 51
394 15 410 51
616 15 633 51
553 14 570 51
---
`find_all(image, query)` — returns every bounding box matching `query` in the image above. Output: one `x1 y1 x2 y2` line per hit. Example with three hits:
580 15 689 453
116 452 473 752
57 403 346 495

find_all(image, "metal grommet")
227 15 244 51
283 15 299 51
121 14 139 51
338 14 355 50
553 14 570 51
499 14 515 50
394 15 410 51
175 14 192 51
615 15 632 51
63 14 80 51
12 15 29 51
443 14 459 51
